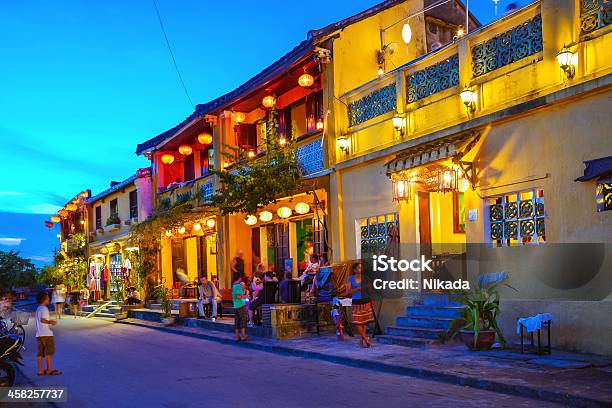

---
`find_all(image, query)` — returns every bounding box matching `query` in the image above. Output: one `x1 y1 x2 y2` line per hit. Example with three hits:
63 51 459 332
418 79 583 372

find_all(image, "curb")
115 319 606 407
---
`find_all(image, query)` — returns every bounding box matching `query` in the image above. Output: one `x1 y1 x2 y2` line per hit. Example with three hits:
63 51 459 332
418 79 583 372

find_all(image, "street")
16 317 561 407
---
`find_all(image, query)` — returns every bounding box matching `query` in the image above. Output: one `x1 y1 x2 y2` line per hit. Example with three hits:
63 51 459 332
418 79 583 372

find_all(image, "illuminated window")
596 181 612 212
486 189 545 247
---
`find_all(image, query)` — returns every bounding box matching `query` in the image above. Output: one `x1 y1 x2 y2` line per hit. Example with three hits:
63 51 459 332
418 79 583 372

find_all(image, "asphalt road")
14 317 560 408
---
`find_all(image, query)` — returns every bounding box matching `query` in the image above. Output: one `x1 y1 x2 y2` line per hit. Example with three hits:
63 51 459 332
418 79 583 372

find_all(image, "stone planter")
460 329 496 351
104 223 121 233
160 316 176 326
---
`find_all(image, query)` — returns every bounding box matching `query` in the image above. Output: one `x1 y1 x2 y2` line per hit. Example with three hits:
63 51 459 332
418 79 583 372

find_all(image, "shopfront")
160 216 219 297
225 187 328 282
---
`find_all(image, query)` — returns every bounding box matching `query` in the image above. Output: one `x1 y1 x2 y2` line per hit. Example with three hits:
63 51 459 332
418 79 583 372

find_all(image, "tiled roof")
86 174 137 203
135 0 478 156
135 39 313 155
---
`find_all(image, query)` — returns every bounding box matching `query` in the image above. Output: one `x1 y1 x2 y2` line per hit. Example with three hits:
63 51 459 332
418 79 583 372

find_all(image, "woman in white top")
51 285 66 319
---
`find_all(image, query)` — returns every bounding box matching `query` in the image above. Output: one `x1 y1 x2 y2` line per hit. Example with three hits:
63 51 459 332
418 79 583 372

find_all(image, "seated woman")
300 254 320 297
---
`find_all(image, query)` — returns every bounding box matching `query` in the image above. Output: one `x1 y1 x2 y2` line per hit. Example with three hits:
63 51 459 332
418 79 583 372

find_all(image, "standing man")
197 276 221 321
35 292 61 376
231 250 245 280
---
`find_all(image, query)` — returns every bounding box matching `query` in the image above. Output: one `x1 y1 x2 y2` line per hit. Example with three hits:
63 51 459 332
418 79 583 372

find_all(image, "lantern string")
152 0 194 108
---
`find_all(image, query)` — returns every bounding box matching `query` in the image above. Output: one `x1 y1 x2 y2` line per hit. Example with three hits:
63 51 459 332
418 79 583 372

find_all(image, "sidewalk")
117 318 612 407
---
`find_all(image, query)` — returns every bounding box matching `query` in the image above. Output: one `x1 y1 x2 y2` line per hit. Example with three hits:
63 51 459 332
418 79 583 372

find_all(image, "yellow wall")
185 237 198 282
160 237 173 289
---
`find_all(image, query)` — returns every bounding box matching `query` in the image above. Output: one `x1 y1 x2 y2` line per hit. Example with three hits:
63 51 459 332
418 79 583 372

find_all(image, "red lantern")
44 221 54 228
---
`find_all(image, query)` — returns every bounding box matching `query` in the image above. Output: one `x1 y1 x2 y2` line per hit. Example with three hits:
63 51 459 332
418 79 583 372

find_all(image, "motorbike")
0 334 23 387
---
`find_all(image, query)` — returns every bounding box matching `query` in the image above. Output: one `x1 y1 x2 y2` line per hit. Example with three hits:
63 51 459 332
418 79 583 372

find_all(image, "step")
386 326 446 340
150 303 180 311
396 316 455 330
95 312 117 319
407 305 464 318
421 293 461 306
376 335 437 349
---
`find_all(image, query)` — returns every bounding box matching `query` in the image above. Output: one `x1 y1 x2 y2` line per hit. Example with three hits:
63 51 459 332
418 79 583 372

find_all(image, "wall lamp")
392 114 405 136
460 85 477 113
337 135 350 154
557 44 577 79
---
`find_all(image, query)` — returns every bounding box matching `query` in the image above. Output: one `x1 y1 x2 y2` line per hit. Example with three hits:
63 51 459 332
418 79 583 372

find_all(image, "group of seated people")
195 252 329 326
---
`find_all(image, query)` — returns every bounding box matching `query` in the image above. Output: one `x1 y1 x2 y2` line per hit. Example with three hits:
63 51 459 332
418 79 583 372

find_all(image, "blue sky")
0 0 525 264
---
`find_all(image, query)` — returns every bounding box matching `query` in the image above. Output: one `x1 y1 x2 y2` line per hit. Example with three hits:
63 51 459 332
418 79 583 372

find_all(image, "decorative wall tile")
347 83 397 127
406 55 459 103
580 0 612 35
472 14 543 78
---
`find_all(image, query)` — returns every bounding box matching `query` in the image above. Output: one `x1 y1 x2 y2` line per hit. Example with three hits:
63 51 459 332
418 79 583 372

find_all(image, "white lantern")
294 202 310 215
402 23 412 45
206 218 216 229
244 215 257 226
277 206 292 219
258 211 273 222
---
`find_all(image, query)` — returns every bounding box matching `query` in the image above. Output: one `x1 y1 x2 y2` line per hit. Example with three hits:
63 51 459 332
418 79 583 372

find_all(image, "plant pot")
460 330 496 351
160 316 176 326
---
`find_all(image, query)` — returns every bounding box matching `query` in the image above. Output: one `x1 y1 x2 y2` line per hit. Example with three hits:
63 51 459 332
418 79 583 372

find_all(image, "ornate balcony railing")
406 54 459 103
157 174 214 210
347 83 397 128
471 14 543 78
580 0 612 36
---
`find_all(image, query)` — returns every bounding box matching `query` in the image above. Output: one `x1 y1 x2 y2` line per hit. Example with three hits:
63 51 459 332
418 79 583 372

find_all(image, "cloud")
0 191 25 197
29 255 53 263
0 237 25 246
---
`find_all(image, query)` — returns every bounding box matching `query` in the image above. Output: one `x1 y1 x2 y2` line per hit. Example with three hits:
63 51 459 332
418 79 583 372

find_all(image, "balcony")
157 173 214 210
336 1 603 163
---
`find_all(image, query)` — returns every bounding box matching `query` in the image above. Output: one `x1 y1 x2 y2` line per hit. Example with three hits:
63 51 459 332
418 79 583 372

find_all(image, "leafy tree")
210 108 302 215
0 250 37 291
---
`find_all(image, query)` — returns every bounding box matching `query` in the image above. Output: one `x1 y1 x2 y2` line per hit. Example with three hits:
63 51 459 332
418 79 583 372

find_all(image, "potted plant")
155 286 175 325
448 277 514 351
105 215 121 232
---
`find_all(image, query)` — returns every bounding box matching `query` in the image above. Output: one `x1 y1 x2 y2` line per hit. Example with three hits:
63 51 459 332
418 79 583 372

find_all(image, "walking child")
35 292 61 376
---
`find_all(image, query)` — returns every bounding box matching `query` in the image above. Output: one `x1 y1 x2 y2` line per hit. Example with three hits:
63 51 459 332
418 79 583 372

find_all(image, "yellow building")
326 0 611 354
135 0 611 353
85 168 153 299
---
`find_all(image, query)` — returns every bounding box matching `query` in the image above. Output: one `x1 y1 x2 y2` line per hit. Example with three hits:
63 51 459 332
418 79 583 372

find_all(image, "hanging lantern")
402 22 412 45
277 206 292 219
206 218 216 229
45 221 54 228
392 176 413 202
294 202 310 215
197 131 213 145
262 95 276 108
178 226 186 234
58 209 69 218
438 167 458 193
51 215 61 223
66 203 77 211
244 215 258 226
178 145 193 156
161 153 175 164
165 230 172 237
315 118 324 131
248 150 256 158
458 176 470 192
258 211 273 222
233 112 246 123
298 72 314 88
193 223 202 232
279 137 287 146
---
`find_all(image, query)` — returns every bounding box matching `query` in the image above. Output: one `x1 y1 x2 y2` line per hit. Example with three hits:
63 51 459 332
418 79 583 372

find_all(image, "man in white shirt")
35 292 60 376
